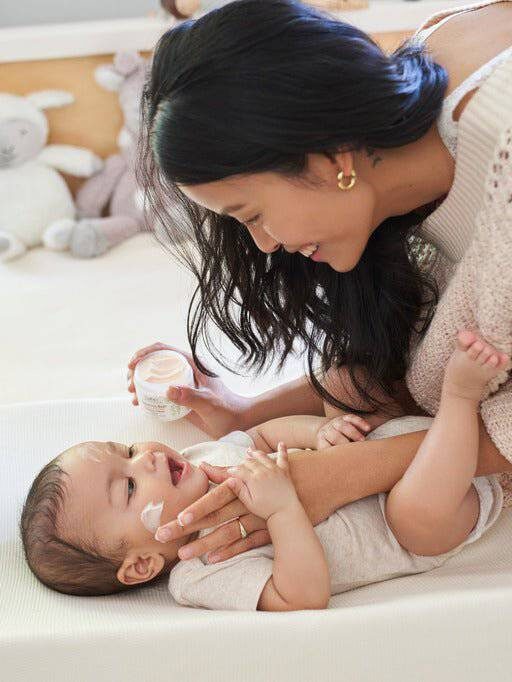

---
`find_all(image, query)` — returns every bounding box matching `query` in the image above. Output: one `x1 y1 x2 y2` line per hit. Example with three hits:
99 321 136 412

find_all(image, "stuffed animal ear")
95 64 125 92
113 51 144 77
25 90 74 110
95 52 144 92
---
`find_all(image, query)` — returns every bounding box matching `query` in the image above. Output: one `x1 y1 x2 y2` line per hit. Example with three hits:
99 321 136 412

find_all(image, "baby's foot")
443 330 511 401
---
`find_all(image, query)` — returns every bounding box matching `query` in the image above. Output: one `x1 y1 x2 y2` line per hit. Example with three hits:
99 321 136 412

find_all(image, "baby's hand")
226 443 300 521
316 414 372 450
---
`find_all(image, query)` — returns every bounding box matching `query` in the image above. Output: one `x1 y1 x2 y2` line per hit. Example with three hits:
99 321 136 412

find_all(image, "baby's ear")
116 551 165 586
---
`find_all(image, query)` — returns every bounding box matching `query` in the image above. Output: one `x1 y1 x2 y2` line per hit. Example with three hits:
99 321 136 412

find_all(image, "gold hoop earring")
337 169 356 191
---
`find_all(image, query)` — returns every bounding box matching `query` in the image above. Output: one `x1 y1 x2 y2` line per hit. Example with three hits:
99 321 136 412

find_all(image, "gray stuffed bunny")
54 52 150 258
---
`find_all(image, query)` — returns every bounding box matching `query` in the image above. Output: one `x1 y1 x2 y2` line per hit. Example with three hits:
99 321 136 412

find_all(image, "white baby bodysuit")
168 416 503 610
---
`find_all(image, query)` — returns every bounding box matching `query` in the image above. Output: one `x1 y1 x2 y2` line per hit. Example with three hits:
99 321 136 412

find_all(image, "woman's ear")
116 550 165 586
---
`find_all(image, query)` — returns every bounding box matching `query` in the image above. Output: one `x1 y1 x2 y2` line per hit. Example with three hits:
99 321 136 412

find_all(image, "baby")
20 330 509 610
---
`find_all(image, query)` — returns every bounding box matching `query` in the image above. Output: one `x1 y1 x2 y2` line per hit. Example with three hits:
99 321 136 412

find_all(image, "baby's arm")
258 496 330 611
226 444 330 611
246 415 331 453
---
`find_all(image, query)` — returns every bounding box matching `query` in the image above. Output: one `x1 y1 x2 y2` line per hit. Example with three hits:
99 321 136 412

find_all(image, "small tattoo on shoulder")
367 147 383 168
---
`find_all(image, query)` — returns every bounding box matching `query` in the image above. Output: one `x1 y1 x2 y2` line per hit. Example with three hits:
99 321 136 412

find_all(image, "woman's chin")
326 257 356 273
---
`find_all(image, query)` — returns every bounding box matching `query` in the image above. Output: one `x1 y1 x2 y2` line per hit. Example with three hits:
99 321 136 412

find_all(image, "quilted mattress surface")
2 396 512 682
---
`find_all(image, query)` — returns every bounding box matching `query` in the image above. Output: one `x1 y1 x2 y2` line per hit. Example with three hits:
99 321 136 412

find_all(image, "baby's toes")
475 344 495 365
466 339 485 360
457 329 478 350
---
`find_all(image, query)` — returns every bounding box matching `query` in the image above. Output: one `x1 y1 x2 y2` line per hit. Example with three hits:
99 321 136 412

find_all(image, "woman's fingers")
199 462 233 483
154 484 243 541
177 514 266 561
206 529 271 563
155 497 247 543
127 342 171 369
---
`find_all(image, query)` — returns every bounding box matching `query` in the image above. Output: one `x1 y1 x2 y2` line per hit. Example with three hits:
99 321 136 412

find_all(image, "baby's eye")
127 445 135 500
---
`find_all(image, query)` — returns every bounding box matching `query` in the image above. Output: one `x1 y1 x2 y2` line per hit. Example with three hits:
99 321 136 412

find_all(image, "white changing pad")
0 234 304 406
2 397 512 681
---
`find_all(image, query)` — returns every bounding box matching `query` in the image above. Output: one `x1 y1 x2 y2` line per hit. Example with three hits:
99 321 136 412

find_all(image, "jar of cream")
133 350 195 421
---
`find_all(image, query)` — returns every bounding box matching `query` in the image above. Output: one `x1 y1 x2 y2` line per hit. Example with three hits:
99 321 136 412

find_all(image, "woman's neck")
365 124 455 229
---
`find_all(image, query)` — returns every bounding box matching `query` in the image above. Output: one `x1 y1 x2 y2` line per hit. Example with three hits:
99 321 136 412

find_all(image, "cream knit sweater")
404 1 512 505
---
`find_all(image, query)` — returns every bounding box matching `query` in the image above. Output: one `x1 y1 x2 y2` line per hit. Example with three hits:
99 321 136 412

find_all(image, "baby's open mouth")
167 456 184 486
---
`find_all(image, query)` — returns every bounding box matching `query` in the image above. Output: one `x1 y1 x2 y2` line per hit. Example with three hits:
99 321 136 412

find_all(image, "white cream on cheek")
140 500 164 533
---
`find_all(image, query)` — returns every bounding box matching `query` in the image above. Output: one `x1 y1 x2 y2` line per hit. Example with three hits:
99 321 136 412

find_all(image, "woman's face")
179 152 378 272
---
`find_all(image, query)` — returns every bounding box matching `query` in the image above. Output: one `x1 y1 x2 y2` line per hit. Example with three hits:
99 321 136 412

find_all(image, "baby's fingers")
338 422 366 442
342 414 372 433
276 442 289 470
226 477 253 507
247 449 274 469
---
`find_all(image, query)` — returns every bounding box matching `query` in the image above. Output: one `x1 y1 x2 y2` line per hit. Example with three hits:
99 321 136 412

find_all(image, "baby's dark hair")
19 451 174 596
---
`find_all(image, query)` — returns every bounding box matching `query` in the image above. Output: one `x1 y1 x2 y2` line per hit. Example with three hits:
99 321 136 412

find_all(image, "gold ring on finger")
237 517 248 539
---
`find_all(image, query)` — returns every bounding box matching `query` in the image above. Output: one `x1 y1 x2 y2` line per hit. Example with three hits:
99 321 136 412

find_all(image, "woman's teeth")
299 244 319 258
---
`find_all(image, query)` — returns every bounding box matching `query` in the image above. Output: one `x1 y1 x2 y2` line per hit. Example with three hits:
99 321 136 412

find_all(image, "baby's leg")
385 330 511 556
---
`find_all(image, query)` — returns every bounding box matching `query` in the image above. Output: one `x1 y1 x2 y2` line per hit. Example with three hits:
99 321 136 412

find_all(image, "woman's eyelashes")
244 215 260 227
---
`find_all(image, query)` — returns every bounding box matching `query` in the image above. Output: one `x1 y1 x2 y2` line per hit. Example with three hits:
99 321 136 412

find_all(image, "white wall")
1 0 160 28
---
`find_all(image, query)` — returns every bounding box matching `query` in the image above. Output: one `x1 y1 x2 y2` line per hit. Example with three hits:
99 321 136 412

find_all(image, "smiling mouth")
298 243 319 258
166 455 184 486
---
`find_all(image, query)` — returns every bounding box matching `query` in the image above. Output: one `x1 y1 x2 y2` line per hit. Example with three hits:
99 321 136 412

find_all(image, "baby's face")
58 440 210 585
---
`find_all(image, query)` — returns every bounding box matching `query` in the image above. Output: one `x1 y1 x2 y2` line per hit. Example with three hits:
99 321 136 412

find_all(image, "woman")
129 0 512 563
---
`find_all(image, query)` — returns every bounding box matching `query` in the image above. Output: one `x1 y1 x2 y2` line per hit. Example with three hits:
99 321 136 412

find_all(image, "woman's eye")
244 215 260 227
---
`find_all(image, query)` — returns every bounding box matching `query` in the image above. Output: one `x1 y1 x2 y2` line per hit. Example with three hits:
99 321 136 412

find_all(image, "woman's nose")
247 225 280 254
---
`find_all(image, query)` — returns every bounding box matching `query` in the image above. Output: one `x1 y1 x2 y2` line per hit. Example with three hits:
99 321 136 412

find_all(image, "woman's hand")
154 461 271 563
316 414 372 449
126 342 252 438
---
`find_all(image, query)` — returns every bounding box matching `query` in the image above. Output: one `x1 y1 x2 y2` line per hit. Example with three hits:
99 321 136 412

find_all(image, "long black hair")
137 0 446 416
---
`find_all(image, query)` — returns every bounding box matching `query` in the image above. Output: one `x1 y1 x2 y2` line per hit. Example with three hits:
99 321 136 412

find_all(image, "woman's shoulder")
416 0 512 112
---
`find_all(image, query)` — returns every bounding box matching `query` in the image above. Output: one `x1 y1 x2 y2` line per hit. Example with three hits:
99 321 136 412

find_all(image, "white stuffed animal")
0 90 103 262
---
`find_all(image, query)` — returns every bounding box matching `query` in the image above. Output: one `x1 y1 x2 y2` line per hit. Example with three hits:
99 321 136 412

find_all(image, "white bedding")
3 240 512 680
2 396 512 682
0 234 303 406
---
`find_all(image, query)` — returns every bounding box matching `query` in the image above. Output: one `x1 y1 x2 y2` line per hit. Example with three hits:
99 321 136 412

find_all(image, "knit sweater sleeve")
406 126 512 462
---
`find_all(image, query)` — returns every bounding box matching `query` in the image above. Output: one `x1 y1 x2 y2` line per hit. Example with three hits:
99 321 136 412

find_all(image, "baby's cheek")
140 500 164 534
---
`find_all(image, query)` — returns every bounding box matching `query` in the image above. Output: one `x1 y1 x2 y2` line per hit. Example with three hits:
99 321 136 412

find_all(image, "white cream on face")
140 500 164 534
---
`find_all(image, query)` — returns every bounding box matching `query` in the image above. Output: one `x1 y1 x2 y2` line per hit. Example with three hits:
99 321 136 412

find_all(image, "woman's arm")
158 414 512 561
291 413 512 522
242 374 325 428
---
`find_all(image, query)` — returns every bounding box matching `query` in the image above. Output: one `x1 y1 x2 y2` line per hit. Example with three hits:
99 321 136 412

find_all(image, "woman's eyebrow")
219 203 245 216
